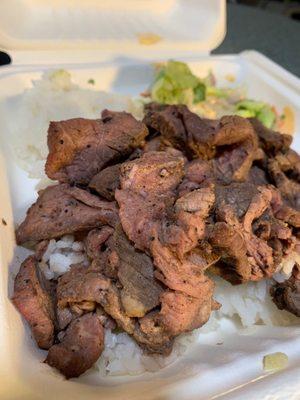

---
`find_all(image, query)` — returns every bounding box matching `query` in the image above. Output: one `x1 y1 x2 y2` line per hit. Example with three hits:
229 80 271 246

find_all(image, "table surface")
213 3 300 77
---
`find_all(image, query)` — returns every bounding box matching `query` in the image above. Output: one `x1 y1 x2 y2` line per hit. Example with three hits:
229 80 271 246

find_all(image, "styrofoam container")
0 1 300 399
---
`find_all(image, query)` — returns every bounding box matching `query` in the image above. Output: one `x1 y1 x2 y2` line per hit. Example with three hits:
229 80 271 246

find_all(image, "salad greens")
235 100 276 128
150 60 277 128
151 61 206 105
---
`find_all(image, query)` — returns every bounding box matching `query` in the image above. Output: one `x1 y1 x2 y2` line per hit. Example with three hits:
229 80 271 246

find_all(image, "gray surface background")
213 3 300 77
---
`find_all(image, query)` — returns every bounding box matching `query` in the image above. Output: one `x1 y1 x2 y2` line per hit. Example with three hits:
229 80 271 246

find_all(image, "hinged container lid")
0 0 226 55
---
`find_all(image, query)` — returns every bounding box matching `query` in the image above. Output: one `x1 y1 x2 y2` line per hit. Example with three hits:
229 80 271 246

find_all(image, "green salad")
149 60 277 129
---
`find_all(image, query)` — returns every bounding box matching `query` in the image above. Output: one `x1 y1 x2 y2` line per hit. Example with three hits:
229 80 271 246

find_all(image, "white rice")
9 70 299 377
38 235 89 280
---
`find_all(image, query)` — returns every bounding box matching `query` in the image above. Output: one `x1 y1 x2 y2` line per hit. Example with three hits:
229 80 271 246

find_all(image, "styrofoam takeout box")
0 1 300 399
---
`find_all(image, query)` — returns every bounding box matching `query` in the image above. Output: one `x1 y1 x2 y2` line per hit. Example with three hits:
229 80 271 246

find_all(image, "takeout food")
12 95 300 378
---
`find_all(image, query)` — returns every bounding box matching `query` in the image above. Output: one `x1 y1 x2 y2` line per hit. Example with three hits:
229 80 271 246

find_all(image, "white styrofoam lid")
0 0 226 54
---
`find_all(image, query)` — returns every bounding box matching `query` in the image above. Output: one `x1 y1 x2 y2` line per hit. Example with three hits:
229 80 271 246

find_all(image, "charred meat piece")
160 186 215 258
89 164 121 201
159 289 218 336
178 159 213 196
151 237 213 298
248 166 269 186
209 183 278 283
144 105 258 182
268 158 300 211
133 312 174 355
12 256 55 349
57 264 109 309
46 110 148 184
45 313 104 378
271 265 300 317
85 226 114 259
249 117 292 156
274 149 300 182
144 105 253 156
269 185 300 229
57 264 135 334
212 132 258 184
85 225 163 318
143 136 168 153
16 184 118 244
115 151 185 251
109 226 163 317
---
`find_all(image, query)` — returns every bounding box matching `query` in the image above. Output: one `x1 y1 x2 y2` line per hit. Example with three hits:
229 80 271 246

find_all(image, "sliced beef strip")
132 278 218 353
108 225 163 318
56 262 171 354
84 226 114 259
151 237 214 298
275 149 300 182
271 264 300 317
16 184 118 244
133 312 174 355
84 225 163 318
45 313 104 379
12 256 55 349
57 264 110 309
89 164 121 201
248 166 269 186
269 186 300 228
212 132 258 184
160 186 215 259
115 151 185 251
56 264 135 334
178 159 213 196
46 110 148 184
143 104 193 157
158 289 217 336
209 183 278 283
144 105 255 156
143 136 169 153
144 105 258 182
268 157 300 211
249 117 292 156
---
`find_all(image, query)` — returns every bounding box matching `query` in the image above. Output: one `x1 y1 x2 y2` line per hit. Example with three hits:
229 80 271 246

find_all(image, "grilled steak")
13 104 300 378
144 105 258 182
249 117 292 156
16 184 118 244
89 164 121 201
268 157 300 211
45 313 104 378
46 110 148 184
85 226 114 259
12 256 55 349
208 182 288 283
115 151 185 251
110 226 163 317
271 264 300 317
